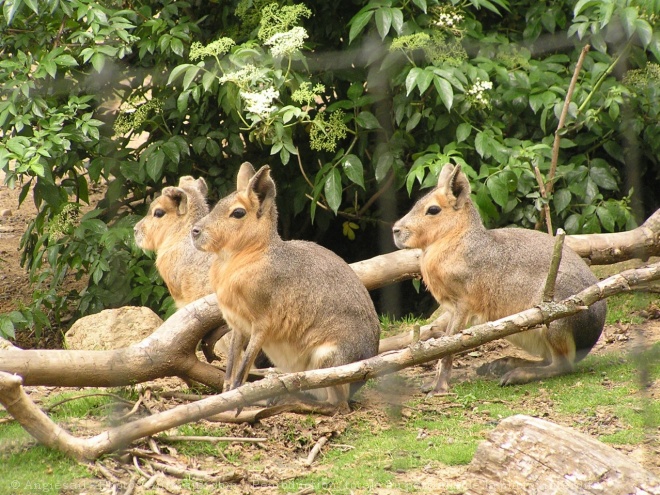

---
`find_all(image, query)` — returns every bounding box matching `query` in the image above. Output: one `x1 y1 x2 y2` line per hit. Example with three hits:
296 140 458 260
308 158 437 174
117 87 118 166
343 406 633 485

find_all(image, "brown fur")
191 163 381 410
393 163 606 393
134 176 215 307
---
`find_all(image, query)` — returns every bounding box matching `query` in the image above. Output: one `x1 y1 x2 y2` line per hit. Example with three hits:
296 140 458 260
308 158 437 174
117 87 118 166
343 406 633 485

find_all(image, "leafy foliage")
1 0 659 338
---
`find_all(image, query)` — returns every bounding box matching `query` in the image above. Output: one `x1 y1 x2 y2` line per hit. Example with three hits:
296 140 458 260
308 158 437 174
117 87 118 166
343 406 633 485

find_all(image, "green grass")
282 341 660 494
605 292 658 325
0 422 90 495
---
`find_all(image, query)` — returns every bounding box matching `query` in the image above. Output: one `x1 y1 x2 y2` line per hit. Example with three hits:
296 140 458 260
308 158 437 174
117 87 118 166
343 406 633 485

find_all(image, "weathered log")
0 295 226 389
353 208 660 290
466 414 660 495
0 262 658 461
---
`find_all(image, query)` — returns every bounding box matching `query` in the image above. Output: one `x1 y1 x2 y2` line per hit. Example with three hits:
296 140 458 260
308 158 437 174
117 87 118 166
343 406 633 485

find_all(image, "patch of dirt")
1 177 660 493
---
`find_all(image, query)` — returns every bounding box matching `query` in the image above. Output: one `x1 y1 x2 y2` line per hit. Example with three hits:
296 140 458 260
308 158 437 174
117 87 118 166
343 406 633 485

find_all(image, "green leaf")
620 7 638 39
589 160 617 190
634 18 653 48
170 37 184 57
0 316 15 339
349 10 374 44
324 168 342 213
391 8 404 34
433 75 453 111
3 0 24 25
168 63 194 85
356 111 381 129
23 0 38 14
456 122 471 143
183 65 201 91
146 150 165 181
412 0 427 13
416 68 434 95
486 174 508 207
405 68 421 96
553 188 571 214
375 8 392 40
54 54 78 67
90 52 105 73
596 205 615 232
342 154 365 189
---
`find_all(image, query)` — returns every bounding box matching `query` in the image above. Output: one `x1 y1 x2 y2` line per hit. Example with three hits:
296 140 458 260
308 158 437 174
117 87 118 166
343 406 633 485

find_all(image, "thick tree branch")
1 261 658 461
0 295 225 388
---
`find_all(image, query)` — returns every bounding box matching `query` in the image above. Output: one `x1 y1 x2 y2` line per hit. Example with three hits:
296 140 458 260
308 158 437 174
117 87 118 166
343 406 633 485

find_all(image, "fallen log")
0 295 226 389
466 415 660 495
0 261 657 461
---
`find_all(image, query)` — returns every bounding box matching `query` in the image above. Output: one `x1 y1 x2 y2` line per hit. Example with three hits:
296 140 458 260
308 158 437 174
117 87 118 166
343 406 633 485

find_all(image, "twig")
122 474 138 495
158 435 267 444
547 44 590 197
116 395 144 421
149 460 244 483
132 455 151 480
533 164 553 235
304 434 331 466
143 473 160 490
94 461 122 484
45 392 134 413
543 229 566 302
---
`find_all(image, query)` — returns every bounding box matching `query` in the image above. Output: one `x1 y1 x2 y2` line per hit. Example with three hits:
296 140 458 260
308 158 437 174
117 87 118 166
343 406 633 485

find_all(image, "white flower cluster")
466 78 493 107
265 26 308 57
434 12 463 28
219 64 258 86
240 87 279 117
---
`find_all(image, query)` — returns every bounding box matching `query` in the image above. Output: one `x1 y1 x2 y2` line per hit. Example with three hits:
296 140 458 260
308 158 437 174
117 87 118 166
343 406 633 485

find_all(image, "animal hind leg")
499 327 576 386
477 356 550 377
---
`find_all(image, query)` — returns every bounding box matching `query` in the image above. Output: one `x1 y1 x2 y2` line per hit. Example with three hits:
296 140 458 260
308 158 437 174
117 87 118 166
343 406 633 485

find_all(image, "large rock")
65 306 163 350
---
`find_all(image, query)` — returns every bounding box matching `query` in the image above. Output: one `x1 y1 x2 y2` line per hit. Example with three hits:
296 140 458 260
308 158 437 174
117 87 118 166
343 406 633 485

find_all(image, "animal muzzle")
392 224 409 250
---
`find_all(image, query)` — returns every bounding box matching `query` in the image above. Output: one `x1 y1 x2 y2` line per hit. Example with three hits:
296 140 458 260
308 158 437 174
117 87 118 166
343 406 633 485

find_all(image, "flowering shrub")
0 0 659 337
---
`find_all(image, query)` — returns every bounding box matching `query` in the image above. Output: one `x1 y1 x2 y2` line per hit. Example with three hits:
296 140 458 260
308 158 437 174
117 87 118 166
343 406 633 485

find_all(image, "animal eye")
426 205 441 215
230 208 246 219
153 208 165 218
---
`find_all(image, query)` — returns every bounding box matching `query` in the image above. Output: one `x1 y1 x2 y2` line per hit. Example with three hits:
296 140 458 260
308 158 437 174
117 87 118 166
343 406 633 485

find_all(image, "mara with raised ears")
393 163 606 395
134 176 245 365
191 162 381 411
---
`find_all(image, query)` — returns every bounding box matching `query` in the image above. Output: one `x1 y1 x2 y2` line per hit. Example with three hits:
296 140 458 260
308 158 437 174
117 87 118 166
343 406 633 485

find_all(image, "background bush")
1 0 659 339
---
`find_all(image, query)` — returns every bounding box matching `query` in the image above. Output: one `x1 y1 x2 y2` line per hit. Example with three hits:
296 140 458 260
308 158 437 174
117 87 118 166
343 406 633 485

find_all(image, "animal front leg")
224 330 246 392
424 310 469 395
231 329 267 391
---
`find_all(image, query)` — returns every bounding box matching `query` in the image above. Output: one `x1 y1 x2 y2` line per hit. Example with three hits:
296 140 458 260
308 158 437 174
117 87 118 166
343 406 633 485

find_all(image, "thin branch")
304 434 330 466
543 229 566 302
158 435 267 444
547 44 590 197
533 164 553 235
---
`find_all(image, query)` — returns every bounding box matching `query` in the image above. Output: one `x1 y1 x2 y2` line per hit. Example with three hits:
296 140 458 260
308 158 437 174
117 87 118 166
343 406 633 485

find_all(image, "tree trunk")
466 415 660 495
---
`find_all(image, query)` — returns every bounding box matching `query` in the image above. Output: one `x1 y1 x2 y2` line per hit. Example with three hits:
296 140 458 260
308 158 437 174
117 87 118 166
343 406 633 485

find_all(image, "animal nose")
392 226 400 235
191 226 201 239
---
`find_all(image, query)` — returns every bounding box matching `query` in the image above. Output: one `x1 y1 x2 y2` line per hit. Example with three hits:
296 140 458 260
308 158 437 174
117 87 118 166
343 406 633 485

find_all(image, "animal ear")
247 165 276 218
196 177 208 196
163 187 188 215
437 163 471 209
177 176 209 197
236 162 256 191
